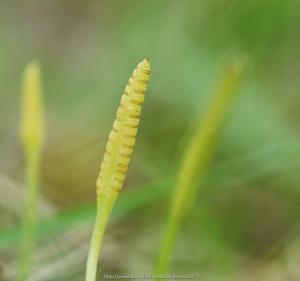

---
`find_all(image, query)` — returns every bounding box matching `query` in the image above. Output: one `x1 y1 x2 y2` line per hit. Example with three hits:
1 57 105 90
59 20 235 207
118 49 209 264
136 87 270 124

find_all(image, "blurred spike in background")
155 59 244 276
1 1 300 281
19 62 44 281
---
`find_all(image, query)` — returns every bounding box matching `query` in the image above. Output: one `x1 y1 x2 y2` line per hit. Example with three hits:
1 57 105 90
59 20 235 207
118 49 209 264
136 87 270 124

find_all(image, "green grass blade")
155 59 244 274
0 179 171 249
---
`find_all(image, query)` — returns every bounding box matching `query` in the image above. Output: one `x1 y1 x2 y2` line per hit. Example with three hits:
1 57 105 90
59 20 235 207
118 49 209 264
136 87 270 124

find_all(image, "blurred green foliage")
1 1 300 281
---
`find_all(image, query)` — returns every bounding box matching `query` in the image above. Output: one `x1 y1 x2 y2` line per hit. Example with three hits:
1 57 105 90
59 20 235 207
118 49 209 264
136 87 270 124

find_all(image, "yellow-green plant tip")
85 59 151 281
20 61 45 151
18 61 45 281
155 60 244 275
96 58 150 205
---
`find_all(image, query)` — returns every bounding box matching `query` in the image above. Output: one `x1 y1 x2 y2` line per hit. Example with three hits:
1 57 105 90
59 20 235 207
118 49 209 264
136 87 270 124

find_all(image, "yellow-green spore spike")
85 59 151 281
20 62 45 152
19 61 45 281
96 58 150 201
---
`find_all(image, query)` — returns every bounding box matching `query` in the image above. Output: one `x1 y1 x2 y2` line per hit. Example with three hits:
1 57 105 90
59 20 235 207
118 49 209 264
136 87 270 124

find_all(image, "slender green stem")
85 205 112 281
18 150 40 281
155 61 244 274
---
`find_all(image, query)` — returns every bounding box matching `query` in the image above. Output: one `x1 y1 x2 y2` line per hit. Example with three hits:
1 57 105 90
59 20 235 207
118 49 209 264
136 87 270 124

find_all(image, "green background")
1 1 300 280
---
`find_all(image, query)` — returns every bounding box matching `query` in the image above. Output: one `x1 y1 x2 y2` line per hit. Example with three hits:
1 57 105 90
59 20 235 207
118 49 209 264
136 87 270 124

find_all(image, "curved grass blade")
85 59 151 281
155 59 244 274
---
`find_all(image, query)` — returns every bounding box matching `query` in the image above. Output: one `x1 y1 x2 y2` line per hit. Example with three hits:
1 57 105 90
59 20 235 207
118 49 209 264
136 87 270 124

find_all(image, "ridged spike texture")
96 59 150 198
85 59 151 281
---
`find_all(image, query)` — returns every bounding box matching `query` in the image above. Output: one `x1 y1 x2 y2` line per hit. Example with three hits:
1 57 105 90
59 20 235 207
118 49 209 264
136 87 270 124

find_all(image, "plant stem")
85 206 112 281
18 150 40 281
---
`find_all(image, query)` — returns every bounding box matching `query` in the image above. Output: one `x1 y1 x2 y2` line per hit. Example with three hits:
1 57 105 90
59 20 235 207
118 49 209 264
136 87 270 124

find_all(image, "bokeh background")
1 0 300 280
